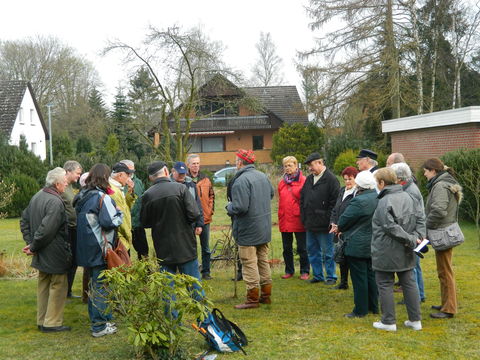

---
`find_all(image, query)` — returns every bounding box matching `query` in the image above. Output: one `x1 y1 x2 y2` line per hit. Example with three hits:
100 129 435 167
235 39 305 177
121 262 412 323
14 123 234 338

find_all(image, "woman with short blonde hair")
278 155 309 280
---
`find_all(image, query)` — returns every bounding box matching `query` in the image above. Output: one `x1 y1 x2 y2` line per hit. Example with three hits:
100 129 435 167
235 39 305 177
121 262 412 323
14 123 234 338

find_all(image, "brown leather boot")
259 283 272 304
234 288 260 309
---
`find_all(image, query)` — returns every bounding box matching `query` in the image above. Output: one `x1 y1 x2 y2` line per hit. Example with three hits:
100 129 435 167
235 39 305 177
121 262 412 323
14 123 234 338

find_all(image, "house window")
198 99 239 117
189 137 224 152
253 135 264 150
19 107 24 124
30 109 35 125
31 142 37 153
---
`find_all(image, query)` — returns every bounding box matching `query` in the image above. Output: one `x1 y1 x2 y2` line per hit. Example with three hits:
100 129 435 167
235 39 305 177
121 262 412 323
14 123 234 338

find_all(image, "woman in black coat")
329 166 358 289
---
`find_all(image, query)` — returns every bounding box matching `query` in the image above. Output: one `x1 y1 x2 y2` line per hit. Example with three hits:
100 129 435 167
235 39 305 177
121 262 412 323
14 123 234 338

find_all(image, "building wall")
193 129 274 169
9 89 46 160
391 123 480 169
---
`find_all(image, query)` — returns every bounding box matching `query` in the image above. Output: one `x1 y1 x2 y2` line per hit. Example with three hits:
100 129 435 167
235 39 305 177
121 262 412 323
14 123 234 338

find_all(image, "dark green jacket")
425 171 463 230
130 175 145 229
338 189 378 258
20 187 72 274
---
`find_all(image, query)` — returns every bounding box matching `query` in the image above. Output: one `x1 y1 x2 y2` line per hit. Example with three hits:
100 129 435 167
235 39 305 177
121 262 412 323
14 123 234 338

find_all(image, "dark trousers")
199 223 211 275
347 256 378 316
339 260 349 288
281 232 309 275
67 227 77 296
132 227 148 259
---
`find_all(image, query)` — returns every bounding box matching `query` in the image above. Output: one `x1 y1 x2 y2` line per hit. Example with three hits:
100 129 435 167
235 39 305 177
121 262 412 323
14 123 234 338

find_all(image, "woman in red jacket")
278 156 310 280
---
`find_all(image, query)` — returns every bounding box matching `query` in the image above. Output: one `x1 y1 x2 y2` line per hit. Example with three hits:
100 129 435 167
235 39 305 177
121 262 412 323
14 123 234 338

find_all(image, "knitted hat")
236 149 256 164
355 171 376 190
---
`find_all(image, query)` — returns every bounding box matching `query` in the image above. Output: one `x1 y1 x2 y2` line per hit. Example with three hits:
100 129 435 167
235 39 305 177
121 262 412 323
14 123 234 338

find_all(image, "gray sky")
0 0 318 105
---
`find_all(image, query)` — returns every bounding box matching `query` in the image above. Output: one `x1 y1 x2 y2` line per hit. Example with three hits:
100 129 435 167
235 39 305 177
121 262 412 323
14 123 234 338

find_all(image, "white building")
0 81 47 160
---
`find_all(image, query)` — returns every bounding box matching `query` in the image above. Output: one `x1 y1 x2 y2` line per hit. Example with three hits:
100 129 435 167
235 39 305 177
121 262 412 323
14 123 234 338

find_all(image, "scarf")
283 170 301 185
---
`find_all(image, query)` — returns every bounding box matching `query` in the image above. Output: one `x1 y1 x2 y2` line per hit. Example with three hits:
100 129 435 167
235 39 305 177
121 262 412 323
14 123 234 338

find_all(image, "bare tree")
301 0 409 120
104 26 241 162
449 0 480 108
251 32 284 86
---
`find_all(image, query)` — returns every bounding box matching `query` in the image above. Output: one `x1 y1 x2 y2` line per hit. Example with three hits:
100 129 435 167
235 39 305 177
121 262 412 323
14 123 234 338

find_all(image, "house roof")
382 106 480 133
243 86 308 125
0 80 48 138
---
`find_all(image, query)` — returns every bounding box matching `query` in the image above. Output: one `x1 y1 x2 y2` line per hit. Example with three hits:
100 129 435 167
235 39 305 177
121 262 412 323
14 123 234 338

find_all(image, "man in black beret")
356 149 379 173
300 153 340 285
140 161 203 299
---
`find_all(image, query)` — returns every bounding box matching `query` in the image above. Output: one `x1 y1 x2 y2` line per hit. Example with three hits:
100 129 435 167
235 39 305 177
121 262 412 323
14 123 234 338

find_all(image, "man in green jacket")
61 160 82 298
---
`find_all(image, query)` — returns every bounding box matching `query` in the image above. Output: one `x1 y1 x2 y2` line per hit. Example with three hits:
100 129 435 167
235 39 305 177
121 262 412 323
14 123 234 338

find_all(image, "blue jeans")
88 265 112 332
413 256 425 301
199 224 211 275
160 258 205 303
306 231 337 281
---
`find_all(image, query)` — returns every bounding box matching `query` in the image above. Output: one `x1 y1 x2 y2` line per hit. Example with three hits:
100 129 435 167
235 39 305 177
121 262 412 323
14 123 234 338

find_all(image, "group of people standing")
276 149 462 331
20 155 215 337
19 146 462 337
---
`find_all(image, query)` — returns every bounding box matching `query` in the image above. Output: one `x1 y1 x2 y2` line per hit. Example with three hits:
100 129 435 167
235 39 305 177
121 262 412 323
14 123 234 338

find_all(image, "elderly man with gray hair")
20 167 72 333
390 162 427 304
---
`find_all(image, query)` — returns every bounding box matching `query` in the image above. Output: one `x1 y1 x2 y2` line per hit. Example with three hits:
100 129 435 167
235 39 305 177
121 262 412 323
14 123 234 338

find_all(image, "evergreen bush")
3 173 41 217
333 149 358 175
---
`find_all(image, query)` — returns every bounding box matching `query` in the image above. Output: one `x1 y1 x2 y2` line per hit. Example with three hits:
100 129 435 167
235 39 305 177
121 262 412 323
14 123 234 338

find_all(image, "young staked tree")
104 26 240 163
250 32 284 86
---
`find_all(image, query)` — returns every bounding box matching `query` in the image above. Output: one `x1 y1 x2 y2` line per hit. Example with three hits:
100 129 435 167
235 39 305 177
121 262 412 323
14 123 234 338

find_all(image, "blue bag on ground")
199 308 248 354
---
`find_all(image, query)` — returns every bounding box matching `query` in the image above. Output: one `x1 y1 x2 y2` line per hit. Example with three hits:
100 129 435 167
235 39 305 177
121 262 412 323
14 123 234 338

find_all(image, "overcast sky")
0 0 319 105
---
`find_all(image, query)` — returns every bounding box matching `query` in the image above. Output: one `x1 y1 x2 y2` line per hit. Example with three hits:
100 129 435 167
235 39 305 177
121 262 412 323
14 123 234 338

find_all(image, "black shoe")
325 279 337 285
344 312 365 318
202 273 212 280
430 312 454 319
37 325 43 331
41 325 71 333
421 298 426 303
431 305 442 310
333 284 348 290
309 278 323 284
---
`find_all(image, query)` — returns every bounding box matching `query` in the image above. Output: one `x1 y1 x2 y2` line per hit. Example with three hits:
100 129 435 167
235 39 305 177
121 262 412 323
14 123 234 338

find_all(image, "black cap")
304 152 322 165
147 161 167 176
356 149 378 160
112 162 135 174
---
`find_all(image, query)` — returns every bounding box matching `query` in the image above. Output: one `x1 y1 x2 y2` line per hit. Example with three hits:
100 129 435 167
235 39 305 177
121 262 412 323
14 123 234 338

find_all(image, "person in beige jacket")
109 162 136 250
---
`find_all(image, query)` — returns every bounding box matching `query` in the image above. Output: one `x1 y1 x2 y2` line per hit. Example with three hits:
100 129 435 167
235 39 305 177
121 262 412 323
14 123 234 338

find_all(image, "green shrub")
333 149 358 175
441 149 480 231
271 123 325 166
103 260 211 360
3 173 41 217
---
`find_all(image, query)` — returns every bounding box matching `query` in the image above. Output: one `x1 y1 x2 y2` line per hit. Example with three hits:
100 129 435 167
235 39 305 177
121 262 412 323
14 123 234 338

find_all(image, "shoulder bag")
427 204 464 251
99 194 132 270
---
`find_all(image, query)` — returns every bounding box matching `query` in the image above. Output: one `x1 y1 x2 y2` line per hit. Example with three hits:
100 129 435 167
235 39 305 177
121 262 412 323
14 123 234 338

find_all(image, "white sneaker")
373 321 397 331
106 322 116 329
404 320 422 330
92 324 118 338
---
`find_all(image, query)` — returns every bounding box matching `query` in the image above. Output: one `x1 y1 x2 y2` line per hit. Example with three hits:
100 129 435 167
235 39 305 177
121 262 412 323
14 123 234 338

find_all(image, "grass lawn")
1 186 480 359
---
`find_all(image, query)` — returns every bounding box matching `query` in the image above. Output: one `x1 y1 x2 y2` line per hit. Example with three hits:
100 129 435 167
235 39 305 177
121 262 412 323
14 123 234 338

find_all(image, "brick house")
382 106 480 169
0 80 48 160
152 74 308 169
